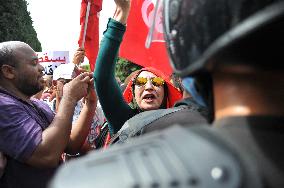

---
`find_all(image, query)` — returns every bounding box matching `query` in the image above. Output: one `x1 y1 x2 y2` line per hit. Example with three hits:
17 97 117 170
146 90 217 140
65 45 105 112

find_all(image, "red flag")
119 0 172 76
78 0 102 71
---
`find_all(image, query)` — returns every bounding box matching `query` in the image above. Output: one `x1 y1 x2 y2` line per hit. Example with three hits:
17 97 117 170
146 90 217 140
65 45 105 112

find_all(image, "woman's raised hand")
113 0 131 24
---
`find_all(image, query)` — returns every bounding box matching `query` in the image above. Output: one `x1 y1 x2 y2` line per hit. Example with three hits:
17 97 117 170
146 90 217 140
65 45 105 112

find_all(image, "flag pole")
81 1 91 48
145 0 160 49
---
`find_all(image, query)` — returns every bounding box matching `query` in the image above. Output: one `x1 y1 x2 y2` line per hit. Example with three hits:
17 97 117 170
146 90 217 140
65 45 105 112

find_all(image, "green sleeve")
94 18 135 134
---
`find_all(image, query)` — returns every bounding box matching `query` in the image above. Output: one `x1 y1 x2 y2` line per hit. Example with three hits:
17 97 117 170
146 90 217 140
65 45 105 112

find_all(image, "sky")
26 0 115 53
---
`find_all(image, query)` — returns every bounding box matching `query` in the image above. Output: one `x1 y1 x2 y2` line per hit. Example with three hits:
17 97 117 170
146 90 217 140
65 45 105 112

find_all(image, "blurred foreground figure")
50 0 284 188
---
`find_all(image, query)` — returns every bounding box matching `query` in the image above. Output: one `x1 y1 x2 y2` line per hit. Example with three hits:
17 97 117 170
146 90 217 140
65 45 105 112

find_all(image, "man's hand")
62 72 92 103
72 47 85 65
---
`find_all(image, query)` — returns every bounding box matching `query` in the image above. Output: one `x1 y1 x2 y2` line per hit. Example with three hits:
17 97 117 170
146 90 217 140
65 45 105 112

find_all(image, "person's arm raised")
66 75 97 154
113 0 131 24
26 73 91 168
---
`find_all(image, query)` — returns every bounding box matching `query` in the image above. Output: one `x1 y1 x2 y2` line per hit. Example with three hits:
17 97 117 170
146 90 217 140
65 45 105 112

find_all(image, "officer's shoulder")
50 125 261 188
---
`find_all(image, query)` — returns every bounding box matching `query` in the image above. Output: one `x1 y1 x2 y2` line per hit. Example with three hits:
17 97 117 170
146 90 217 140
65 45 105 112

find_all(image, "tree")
0 0 41 51
115 57 142 83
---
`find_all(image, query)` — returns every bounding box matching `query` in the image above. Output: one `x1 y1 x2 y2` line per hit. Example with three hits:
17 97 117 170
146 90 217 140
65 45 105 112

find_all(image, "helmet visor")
162 0 195 76
146 0 193 76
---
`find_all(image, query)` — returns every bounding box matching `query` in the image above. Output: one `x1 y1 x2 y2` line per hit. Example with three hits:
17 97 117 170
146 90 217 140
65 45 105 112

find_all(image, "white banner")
36 51 69 75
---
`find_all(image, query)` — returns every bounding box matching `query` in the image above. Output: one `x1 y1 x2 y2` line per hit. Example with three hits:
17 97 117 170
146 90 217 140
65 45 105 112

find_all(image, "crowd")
0 0 283 187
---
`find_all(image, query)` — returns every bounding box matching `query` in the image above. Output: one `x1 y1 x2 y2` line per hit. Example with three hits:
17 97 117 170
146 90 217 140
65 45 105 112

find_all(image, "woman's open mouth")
142 94 156 102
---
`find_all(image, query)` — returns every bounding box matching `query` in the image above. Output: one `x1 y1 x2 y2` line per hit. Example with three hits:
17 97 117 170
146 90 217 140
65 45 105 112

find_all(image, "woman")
123 67 182 112
94 0 182 135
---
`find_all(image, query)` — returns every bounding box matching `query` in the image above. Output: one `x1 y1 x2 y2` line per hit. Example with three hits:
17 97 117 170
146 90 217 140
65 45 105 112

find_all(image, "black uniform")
49 116 284 188
110 98 208 144
212 116 284 188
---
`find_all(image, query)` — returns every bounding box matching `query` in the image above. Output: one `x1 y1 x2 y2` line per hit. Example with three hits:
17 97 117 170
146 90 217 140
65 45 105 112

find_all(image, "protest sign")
36 51 69 75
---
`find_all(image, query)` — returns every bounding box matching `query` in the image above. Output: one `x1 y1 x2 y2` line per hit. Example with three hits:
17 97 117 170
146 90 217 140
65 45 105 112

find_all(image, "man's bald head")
0 41 31 70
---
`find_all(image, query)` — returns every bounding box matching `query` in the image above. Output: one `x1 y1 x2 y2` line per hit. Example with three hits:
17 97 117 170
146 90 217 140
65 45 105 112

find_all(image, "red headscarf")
123 67 182 108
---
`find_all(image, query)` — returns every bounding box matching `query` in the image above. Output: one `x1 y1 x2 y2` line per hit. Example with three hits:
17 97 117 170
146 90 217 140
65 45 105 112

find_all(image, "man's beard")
17 79 44 97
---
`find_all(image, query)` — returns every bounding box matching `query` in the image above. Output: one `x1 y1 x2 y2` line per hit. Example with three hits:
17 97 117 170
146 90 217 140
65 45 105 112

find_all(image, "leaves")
115 57 142 83
0 0 42 51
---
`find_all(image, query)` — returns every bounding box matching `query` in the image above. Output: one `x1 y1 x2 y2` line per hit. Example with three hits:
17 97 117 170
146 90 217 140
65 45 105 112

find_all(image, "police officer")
50 0 284 187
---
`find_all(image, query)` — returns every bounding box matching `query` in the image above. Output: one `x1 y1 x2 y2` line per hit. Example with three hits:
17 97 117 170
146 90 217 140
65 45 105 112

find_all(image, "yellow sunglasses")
134 77 165 87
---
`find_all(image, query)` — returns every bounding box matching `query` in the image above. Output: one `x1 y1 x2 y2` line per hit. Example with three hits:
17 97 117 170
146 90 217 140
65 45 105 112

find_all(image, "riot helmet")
163 0 284 77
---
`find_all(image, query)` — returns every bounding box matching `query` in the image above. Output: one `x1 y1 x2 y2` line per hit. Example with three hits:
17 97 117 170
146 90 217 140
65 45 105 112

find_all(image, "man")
0 41 96 188
50 0 284 187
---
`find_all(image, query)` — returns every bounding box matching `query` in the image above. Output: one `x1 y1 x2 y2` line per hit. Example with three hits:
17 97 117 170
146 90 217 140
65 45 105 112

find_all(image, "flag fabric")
119 0 173 76
78 0 102 71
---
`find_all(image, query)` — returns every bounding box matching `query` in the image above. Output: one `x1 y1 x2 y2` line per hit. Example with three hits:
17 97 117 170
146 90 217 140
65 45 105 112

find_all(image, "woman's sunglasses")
134 77 165 87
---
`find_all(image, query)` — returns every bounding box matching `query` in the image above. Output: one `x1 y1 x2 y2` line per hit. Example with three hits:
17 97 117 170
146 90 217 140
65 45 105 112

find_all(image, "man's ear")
1 65 16 79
